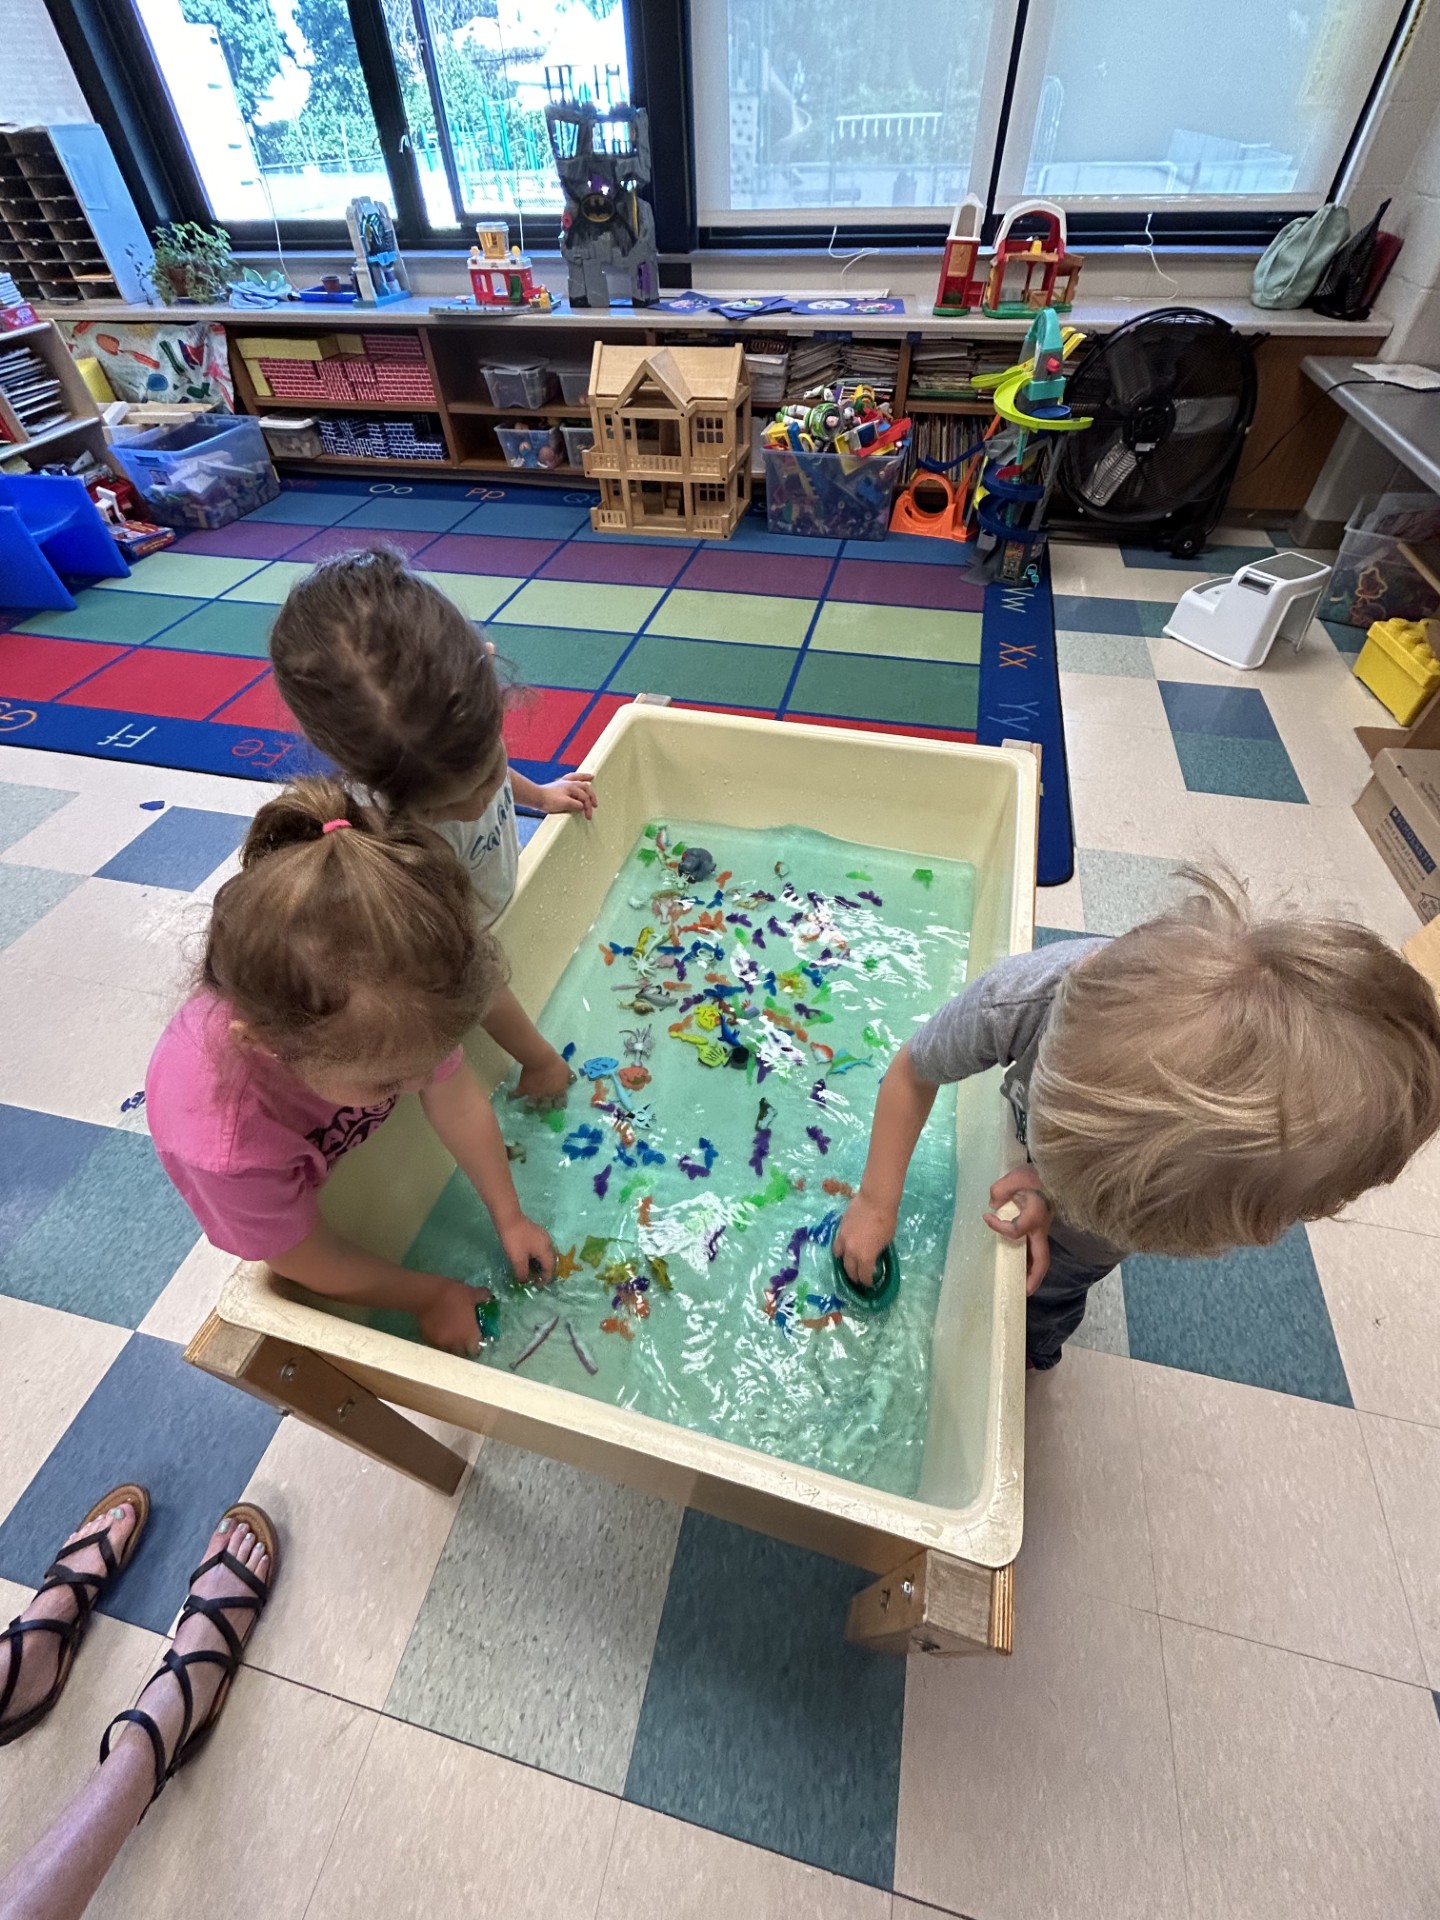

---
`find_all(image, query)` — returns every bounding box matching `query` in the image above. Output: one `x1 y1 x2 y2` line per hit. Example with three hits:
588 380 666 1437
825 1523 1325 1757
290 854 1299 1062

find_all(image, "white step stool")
1163 551 1333 669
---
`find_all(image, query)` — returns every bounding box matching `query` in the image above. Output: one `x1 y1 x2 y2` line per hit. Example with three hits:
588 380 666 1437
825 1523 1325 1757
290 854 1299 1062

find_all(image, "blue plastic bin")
763 446 905 541
111 416 279 530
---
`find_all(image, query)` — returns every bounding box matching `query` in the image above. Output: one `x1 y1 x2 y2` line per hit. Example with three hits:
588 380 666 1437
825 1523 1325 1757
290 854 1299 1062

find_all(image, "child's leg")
484 983 572 1102
1026 1243 1116 1370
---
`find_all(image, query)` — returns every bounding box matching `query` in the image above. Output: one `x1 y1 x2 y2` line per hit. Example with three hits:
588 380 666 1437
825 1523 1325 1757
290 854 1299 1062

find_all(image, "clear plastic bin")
110 416 279 530
481 363 554 408
1318 491 1440 629
561 422 595 466
496 424 563 470
257 415 323 460
555 366 590 406
762 446 906 541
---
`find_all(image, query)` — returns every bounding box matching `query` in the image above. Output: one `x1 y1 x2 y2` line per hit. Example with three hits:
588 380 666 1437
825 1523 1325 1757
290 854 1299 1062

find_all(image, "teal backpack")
1252 206 1350 309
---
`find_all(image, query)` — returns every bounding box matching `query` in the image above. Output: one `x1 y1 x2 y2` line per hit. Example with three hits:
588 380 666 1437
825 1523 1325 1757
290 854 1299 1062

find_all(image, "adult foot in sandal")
0 1491 147 1746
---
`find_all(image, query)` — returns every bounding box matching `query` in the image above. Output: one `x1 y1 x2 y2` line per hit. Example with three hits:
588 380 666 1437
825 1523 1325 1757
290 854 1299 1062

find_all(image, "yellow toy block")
1354 616 1440 726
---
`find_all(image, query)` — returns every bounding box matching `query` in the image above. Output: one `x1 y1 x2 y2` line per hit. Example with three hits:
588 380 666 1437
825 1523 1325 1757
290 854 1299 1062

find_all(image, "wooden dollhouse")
584 342 750 539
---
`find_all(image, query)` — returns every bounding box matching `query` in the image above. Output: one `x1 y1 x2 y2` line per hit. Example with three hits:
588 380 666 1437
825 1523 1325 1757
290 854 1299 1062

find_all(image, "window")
133 0 388 223
690 0 1019 225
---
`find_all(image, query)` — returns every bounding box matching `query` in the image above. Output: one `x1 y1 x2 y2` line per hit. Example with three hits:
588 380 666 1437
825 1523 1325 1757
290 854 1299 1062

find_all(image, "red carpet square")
674 702 777 720
538 543 691 588
681 550 832 599
0 633 128 701
784 712 977 744
59 648 268 721
503 686 592 762
830 558 985 613
284 525 440 565
210 673 302 733
556 692 631 766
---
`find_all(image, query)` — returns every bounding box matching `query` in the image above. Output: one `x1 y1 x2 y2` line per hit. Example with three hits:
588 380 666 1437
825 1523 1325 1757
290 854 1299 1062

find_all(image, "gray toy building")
545 102 659 309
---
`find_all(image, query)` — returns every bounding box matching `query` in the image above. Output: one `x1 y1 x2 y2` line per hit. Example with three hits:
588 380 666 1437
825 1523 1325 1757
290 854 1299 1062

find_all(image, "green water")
401 820 976 1498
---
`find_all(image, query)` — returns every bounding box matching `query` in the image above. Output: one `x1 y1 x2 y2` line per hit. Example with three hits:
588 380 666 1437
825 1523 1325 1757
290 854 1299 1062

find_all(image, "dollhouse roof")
589 343 747 410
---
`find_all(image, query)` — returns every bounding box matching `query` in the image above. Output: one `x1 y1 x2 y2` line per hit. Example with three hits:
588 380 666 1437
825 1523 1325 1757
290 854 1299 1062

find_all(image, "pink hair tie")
321 819 351 834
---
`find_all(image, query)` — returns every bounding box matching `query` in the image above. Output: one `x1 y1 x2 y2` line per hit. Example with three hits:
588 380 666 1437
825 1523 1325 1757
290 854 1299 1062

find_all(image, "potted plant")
151 223 235 305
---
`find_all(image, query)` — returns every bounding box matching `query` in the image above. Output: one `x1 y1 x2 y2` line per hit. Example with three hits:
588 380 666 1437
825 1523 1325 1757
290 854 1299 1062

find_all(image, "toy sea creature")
600 1316 634 1340
677 846 715 883
594 1165 612 1199
807 1125 831 1155
913 868 933 888
675 1031 729 1067
474 1295 501 1344
620 1026 654 1060
563 1123 603 1159
580 1235 609 1268
509 1314 559 1371
556 1246 579 1278
566 1320 599 1374
649 1256 673 1291
748 1127 772 1174
582 1056 619 1080
679 1137 718 1180
822 1177 855 1198
618 1064 651 1091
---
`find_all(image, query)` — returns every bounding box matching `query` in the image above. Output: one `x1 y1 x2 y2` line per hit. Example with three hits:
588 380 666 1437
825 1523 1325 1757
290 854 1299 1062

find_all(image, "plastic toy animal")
545 102 658 309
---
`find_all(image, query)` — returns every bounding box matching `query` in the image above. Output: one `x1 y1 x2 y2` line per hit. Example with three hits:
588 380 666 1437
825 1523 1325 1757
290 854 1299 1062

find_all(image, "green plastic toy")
834 1242 900 1313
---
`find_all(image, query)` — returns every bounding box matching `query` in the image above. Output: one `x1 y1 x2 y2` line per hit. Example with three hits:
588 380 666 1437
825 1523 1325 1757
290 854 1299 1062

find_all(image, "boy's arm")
510 769 596 818
272 1221 487 1356
421 1058 556 1281
834 1042 938 1284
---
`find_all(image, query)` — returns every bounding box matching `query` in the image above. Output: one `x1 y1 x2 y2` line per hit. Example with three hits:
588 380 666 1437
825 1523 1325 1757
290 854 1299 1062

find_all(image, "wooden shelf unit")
0 125 152 306
0 316 107 469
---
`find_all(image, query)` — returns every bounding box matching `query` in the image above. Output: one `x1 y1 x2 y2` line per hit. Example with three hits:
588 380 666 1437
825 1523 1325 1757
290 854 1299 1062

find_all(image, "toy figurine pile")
760 381 909 460
761 382 912 540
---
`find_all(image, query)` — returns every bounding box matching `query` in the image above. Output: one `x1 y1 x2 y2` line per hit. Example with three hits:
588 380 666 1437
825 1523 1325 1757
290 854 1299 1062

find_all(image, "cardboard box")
1354 747 1440 923
1404 914 1440 994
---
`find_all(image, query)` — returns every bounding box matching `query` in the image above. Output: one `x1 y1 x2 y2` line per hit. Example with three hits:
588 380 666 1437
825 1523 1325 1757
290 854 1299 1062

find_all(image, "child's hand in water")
834 1193 897 1288
536 773 597 819
983 1170 1052 1293
419 1278 494 1357
499 1214 557 1286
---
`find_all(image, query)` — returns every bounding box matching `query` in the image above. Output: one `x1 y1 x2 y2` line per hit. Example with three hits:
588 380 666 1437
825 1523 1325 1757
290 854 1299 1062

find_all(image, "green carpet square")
18 592 198 646
809 600 982 665
609 634 794 707
422 571 526 621
158 600 276 658
494 578 664 633
491 624 631 689
218 560 318 604
96 552 265 600
649 588 814 649
787 652 979 729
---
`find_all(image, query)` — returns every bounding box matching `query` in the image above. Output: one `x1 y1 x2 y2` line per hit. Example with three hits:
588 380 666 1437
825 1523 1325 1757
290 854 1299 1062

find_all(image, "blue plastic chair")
0 473 131 612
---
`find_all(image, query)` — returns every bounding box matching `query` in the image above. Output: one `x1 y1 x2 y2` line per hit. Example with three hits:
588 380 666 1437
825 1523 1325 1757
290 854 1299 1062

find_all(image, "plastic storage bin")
258 415 322 460
111 416 278 530
555 366 590 406
561 422 595 465
1353 617 1440 724
496 424 563 470
1318 492 1440 629
763 446 906 541
481 363 553 408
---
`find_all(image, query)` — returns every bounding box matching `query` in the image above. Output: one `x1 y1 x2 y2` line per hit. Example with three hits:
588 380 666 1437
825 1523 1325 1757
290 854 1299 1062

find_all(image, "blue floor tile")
1122 1225 1352 1405
1322 616 1365 658
0 864 84 951
1053 593 1146 635
1158 680 1280 741
95 806 249 890
625 1511 904 1888
1172 733 1307 802
453 503 592 540
1135 600 1181 638
1035 926 1093 947
1056 628 1154 677
0 1332 280 1632
0 781 76 854
0 1104 108 1259
0 1129 202 1326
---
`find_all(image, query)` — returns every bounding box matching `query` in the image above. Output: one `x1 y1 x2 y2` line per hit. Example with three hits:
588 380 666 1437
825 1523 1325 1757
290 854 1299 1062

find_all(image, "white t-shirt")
433 778 520 930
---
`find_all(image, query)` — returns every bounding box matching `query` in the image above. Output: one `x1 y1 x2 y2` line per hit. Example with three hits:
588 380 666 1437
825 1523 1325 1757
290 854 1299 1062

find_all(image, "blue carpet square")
242 491 363 526
95 806 249 890
843 533 967 567
1053 593 1146 635
0 864 84 950
337 497 476 534
453 503 592 540
0 1104 108 1260
1123 1225 1351 1404
0 1129 203 1326
516 810 541 848
1172 733 1307 802
1158 681 1280 741
706 520 841 558
0 1332 280 1631
0 782 76 854
625 1511 904 1888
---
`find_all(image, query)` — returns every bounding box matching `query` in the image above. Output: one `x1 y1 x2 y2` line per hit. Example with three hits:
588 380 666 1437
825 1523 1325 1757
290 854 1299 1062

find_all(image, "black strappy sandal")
99 1503 279 1808
0 1482 150 1749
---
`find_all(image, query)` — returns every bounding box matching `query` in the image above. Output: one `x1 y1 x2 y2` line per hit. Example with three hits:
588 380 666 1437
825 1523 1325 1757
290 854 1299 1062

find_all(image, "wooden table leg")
185 1312 467 1495
846 1548 1014 1657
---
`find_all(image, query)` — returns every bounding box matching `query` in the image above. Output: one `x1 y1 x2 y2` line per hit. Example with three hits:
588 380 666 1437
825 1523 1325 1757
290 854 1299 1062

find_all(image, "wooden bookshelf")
0 316 106 468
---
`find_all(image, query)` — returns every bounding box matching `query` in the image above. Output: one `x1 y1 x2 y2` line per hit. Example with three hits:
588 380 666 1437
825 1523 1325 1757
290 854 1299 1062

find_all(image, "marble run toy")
968 310 1091 583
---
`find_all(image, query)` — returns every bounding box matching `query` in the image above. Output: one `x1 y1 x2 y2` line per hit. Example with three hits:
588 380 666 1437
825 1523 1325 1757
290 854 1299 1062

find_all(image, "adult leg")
0 1517 273 1920
1026 1241 1116 1370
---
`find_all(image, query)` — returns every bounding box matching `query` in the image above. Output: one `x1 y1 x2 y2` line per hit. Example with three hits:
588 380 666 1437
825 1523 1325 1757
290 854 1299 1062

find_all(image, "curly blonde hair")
1028 872 1440 1255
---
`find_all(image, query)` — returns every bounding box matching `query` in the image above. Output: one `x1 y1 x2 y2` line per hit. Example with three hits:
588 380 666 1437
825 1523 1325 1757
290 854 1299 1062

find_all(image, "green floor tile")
18 591 198 646
649 588 814 649
809 600 982 664
493 578 664 633
95 552 265 599
1135 600 1179 638
609 633 794 707
786 651 979 729
1056 628 1155 677
421 571 525 621
488 623 629 690
1172 732 1307 802
219 560 319 604
158 599 276 657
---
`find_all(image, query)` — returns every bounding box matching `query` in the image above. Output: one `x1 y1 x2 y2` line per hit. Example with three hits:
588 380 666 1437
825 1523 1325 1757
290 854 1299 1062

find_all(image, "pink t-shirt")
146 991 462 1262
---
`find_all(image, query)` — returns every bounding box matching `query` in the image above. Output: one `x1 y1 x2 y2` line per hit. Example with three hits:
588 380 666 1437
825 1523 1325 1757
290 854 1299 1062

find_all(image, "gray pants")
1027 1238 1116 1369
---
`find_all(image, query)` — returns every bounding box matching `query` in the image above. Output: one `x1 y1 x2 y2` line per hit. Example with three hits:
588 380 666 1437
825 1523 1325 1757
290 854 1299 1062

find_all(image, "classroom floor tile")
679 549 833 599
96 551 265 600
625 1513 904 1888
829 557 984 611
1308 1217 1440 1427
0 634 129 700
809 600 983 664
1053 592 1149 634
152 599 275 659
0 779 75 854
216 559 318 604
281 523 440 564
172 519 317 560
0 1297 129 1523
421 569 526 620
1158 678 1282 739
609 633 797 708
537 540 692 586
502 686 593 761
0 862 82 951
485 621 629 691
598 1805 889 1920
18 591 198 647
495 577 664 634
1056 627 1156 676
60 648 267 720
1171 730 1308 800
452 501 593 540
417 531 558 575
243 489 357 525
0 959 169 1128
1360 1413 1440 1688
0 1103 107 1258
335 496 476 534
649 586 815 648
1074 848 1183 933
786 652 979 729
96 805 250 889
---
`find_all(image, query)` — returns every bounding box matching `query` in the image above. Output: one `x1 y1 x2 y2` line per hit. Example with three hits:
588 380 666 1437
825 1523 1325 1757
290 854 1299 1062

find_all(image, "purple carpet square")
830 558 984 612
681 549 833 599
171 522 316 560
284 525 440 565
420 533 561 576
538 542 691 587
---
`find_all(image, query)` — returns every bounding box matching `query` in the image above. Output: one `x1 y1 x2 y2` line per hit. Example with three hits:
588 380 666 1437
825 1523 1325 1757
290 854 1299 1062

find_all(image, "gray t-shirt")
433 778 520 932
910 938 1122 1270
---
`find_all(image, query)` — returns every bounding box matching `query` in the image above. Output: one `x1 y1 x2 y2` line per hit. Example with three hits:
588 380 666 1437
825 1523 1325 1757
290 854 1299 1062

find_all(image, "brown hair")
203 776 503 1071
269 548 506 812
1028 870 1440 1256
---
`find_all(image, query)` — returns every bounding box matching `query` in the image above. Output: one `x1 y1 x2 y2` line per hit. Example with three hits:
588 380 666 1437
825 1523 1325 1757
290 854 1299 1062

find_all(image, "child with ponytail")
146 777 554 1356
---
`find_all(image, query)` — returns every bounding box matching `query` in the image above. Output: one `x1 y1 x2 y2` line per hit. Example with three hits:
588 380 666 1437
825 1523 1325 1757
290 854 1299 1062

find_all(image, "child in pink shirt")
147 777 554 1356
